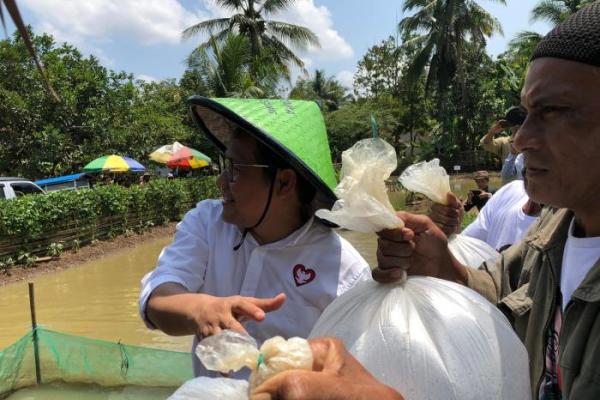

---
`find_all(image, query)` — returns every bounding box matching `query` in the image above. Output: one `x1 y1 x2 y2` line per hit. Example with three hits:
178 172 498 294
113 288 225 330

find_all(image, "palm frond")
260 0 297 14
182 18 231 40
266 20 320 49
215 0 244 12
403 0 436 12
262 35 305 69
530 0 564 24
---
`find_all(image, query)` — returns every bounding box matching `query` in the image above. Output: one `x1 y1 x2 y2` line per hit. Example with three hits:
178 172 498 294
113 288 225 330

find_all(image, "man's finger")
445 192 462 209
372 267 406 283
223 316 248 335
377 238 415 258
307 337 349 374
233 300 268 321
377 249 412 270
252 293 287 312
396 212 436 234
233 293 286 321
377 226 412 242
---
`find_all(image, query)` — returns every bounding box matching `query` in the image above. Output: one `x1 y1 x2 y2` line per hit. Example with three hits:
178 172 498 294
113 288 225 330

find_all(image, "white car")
0 177 46 200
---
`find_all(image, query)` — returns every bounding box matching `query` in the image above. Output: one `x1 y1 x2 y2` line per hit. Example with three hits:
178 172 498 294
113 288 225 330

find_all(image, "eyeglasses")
218 154 272 182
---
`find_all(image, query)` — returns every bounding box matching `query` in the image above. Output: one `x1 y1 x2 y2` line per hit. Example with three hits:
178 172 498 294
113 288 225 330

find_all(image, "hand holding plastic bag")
169 330 313 399
399 159 499 268
316 138 403 232
309 278 531 400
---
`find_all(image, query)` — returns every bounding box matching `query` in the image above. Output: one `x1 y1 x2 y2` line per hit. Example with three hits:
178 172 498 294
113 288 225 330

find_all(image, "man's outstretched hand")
250 337 404 400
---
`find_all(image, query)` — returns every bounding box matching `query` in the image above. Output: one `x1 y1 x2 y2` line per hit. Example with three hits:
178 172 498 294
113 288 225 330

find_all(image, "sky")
4 0 552 89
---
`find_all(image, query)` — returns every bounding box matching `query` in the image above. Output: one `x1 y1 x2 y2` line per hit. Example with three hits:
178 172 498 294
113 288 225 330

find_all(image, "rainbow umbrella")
166 147 212 169
83 155 146 172
149 142 212 169
149 141 185 164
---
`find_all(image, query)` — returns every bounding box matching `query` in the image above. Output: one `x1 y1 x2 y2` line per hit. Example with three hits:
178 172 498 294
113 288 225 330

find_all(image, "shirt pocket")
500 283 533 318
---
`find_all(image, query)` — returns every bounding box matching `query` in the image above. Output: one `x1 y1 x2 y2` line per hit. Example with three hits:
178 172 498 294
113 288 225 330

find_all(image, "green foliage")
17 251 37 267
0 29 200 178
47 242 64 257
184 33 278 98
531 0 595 25
289 69 350 111
182 0 319 75
0 177 218 252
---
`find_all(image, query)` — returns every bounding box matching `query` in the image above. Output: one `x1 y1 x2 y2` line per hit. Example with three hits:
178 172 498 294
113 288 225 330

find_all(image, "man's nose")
513 118 541 153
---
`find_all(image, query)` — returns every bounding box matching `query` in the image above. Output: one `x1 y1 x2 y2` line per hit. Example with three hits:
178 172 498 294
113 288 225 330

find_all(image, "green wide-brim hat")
188 96 338 210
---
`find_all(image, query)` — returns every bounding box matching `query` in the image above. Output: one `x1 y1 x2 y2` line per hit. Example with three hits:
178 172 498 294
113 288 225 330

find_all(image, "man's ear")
276 169 297 198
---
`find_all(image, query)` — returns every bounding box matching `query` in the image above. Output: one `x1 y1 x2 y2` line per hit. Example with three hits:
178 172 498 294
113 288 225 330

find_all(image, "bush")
0 177 219 255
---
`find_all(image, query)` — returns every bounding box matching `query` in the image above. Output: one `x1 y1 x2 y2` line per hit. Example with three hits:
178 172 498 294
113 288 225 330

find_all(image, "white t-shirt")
462 180 538 251
139 199 371 377
560 218 600 310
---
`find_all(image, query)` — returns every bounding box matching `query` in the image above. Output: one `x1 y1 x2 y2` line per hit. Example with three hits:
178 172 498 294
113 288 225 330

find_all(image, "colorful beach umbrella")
149 141 185 164
166 146 212 169
83 155 146 172
149 142 212 169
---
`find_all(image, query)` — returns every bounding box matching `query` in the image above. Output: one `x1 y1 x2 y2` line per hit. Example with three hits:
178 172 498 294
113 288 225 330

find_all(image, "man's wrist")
438 251 468 285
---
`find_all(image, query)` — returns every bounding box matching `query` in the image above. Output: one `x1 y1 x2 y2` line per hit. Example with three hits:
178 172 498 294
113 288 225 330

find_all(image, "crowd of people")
139 3 600 399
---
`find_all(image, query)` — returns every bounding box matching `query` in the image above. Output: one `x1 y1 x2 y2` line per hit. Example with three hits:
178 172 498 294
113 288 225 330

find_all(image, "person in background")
432 180 541 251
139 98 370 379
480 106 526 184
139 173 151 186
463 170 495 212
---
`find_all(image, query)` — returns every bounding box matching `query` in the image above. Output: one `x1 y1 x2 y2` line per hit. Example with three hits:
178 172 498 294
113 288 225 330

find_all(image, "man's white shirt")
139 199 371 377
462 180 538 250
560 218 600 310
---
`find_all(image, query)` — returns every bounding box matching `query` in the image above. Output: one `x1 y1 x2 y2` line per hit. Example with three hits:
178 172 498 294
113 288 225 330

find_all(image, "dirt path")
0 222 177 287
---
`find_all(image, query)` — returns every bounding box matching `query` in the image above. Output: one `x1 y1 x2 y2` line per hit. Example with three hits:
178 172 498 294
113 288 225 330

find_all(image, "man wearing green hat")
139 97 370 378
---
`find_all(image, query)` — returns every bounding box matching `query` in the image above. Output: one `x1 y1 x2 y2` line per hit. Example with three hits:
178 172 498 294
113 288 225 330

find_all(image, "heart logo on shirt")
293 264 316 287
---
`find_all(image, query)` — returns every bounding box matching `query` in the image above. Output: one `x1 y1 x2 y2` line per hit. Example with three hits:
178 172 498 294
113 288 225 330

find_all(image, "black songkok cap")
531 1 600 67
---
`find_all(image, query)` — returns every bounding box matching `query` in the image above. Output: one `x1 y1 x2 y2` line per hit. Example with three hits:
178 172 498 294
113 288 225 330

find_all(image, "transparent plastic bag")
309 278 531 400
316 138 404 232
169 330 313 399
448 234 500 267
399 158 499 268
399 159 451 205
168 377 248 400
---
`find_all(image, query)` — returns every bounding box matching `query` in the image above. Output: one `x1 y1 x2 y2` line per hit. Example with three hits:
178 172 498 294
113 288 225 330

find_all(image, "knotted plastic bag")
168 330 312 399
309 277 531 400
399 159 500 268
315 137 404 233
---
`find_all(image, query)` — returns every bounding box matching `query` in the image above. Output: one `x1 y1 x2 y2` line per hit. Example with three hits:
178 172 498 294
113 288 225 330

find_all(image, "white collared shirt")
140 199 371 377
462 180 538 251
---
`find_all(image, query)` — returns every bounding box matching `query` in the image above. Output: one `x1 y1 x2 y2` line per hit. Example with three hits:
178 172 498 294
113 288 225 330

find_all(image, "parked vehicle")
0 177 45 200
35 173 94 192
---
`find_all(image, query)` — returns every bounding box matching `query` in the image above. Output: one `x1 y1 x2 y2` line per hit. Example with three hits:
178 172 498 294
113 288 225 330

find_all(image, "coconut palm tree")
531 0 595 25
506 31 543 61
289 69 350 111
398 0 505 95
182 0 319 72
505 0 594 67
186 33 263 98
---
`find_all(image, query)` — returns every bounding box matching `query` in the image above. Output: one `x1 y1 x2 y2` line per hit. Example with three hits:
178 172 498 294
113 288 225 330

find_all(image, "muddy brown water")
0 174 500 397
